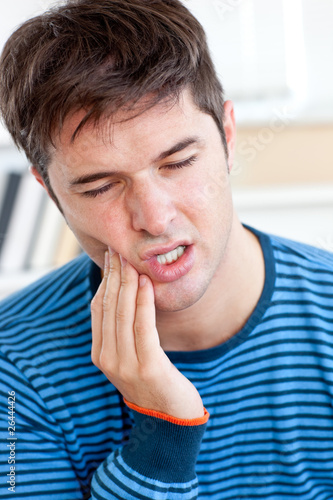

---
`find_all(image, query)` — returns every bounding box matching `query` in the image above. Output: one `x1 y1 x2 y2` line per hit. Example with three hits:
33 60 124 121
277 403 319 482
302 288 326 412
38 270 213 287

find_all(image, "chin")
153 277 210 313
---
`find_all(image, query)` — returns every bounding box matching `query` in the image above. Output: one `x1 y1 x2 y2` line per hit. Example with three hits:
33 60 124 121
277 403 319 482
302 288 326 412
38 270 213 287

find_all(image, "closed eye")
81 155 197 198
163 155 197 170
81 182 118 198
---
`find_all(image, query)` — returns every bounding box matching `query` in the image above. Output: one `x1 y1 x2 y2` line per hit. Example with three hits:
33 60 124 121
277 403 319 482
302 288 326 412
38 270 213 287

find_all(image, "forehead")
47 89 223 188
54 89 203 154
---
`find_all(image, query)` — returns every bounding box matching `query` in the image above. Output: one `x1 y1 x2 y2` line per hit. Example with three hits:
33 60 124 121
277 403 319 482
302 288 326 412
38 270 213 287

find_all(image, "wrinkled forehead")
53 89 187 151
49 88 205 168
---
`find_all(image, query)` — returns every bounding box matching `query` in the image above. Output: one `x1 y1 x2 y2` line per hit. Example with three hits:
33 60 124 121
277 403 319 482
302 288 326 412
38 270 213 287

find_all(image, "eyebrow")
68 136 201 187
155 136 201 161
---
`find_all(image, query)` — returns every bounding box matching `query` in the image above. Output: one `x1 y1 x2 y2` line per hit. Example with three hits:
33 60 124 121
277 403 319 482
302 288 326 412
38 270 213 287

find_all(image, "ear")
30 165 64 215
30 165 55 201
30 166 54 201
30 166 47 188
222 100 236 173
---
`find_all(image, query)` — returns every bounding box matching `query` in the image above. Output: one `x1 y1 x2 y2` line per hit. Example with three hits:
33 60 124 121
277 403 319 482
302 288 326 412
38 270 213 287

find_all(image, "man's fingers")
115 257 139 359
134 275 160 363
92 252 161 378
91 251 109 366
100 251 120 360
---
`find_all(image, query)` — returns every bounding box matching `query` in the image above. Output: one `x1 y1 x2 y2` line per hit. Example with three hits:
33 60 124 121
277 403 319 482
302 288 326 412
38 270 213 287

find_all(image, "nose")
126 179 177 235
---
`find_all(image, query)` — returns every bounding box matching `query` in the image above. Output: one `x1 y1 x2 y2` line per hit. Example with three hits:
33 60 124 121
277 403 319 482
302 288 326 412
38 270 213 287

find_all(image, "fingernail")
119 254 127 267
108 246 115 256
104 250 109 276
139 275 147 287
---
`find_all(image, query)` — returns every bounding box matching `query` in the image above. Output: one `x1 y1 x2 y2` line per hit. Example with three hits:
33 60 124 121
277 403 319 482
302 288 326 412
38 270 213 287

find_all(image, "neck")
156 217 265 352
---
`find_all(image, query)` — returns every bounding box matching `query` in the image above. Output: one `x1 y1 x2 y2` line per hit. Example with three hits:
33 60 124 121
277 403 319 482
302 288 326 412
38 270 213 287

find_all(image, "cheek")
61 195 115 229
72 202 130 250
201 163 230 203
180 167 230 214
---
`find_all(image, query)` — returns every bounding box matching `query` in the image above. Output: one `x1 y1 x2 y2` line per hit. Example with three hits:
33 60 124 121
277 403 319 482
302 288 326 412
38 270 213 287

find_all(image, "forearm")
91 406 209 500
90 251 209 498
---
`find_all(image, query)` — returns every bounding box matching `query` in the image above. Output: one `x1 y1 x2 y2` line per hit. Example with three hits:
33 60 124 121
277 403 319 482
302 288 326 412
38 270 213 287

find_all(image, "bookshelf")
0 146 82 299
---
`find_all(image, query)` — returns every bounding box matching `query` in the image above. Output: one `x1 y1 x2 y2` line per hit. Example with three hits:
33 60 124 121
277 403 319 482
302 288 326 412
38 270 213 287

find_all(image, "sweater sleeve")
1 350 208 500
90 403 209 500
0 354 85 499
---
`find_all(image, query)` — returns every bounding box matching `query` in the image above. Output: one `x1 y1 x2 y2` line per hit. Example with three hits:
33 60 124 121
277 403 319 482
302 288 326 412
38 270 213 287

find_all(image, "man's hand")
91 249 204 419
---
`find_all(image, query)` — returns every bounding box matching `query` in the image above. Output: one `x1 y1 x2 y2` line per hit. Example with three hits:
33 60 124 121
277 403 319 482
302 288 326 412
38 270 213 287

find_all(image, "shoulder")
250 225 333 299
268 232 333 274
0 253 95 332
257 230 333 304
249 222 333 272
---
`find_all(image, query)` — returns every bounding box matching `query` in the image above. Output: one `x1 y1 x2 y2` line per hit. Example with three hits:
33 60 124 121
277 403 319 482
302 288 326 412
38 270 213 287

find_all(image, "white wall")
1 0 333 133
0 0 56 146
187 0 333 125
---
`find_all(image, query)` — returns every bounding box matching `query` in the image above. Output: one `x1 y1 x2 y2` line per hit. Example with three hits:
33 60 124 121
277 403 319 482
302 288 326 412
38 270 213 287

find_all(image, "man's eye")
163 155 197 170
82 183 116 198
81 156 197 198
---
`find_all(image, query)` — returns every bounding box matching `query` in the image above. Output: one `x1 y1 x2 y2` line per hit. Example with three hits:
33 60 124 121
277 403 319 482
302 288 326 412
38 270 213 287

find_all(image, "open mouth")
145 244 194 283
156 245 186 265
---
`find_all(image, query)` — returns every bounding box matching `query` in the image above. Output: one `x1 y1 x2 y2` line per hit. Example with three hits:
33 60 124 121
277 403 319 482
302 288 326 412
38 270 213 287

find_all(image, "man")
0 0 333 499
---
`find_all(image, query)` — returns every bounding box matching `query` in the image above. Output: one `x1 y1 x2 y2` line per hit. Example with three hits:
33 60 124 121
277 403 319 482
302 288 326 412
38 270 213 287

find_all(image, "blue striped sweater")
1 226 333 499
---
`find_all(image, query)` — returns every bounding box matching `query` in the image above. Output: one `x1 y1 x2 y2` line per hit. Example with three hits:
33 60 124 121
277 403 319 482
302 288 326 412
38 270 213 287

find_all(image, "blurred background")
0 0 332 298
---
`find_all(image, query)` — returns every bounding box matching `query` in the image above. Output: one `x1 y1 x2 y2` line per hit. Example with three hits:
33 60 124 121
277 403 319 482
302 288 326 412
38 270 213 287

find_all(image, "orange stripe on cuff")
124 398 209 426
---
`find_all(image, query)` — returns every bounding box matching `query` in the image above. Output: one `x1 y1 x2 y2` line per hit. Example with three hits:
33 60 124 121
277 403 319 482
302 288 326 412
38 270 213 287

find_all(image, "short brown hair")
0 0 227 194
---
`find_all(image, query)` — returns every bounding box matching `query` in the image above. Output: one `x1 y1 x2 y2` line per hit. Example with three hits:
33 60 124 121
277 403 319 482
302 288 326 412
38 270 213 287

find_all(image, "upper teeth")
157 245 186 265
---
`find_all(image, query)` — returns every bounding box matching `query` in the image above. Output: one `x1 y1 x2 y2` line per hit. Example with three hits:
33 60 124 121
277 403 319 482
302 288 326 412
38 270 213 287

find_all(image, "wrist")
121 404 209 483
124 398 209 426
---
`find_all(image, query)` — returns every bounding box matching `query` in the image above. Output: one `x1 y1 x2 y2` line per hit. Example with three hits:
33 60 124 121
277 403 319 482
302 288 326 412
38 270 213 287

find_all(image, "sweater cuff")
124 398 209 426
121 403 209 483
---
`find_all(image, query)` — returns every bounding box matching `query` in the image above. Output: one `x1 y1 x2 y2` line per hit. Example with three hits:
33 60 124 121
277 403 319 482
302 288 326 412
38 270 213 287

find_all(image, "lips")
141 240 192 261
142 244 195 283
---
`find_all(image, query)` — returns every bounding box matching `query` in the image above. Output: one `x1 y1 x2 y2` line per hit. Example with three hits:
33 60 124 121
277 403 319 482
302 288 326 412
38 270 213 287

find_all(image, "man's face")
43 90 236 312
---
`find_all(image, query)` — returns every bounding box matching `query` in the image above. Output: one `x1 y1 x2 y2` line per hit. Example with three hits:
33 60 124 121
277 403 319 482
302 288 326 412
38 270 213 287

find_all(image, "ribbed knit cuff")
121 406 209 483
124 398 209 426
